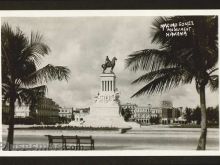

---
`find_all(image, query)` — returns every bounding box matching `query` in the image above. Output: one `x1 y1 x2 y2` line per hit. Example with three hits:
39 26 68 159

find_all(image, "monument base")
82 105 131 129
68 72 132 133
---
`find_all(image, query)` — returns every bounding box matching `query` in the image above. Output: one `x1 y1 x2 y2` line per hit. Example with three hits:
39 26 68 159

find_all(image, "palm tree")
125 16 218 150
1 23 70 150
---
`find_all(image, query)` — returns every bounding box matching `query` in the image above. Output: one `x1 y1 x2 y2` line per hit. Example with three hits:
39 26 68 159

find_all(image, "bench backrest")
77 136 92 139
46 135 64 144
45 135 93 143
77 136 93 143
63 136 78 143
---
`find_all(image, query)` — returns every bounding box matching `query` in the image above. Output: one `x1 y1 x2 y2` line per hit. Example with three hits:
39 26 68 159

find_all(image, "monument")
82 56 131 131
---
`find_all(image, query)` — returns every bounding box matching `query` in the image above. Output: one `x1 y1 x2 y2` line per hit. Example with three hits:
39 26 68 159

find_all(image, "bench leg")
76 144 80 150
48 143 53 150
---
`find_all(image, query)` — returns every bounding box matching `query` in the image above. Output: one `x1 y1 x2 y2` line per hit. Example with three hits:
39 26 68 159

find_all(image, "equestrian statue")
101 56 117 73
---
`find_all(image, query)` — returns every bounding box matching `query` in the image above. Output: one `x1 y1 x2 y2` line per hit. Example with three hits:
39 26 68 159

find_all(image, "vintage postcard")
0 10 219 156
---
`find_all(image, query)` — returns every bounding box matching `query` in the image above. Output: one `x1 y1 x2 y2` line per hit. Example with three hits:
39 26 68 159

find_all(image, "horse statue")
101 57 117 73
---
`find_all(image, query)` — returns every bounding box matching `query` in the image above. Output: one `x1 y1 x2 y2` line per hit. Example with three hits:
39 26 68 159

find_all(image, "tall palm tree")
126 16 218 150
1 23 70 150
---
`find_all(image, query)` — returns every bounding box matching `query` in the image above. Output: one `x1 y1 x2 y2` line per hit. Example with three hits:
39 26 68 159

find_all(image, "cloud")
2 17 218 108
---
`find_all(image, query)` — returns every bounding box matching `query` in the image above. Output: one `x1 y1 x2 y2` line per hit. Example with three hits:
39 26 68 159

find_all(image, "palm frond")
2 83 10 104
18 85 47 105
151 16 171 45
132 67 193 85
23 64 70 85
20 32 50 66
125 49 176 72
131 69 186 97
126 16 218 99
208 75 218 92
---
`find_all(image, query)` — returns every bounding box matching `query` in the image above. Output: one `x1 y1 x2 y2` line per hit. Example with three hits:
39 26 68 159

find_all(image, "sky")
2 17 219 108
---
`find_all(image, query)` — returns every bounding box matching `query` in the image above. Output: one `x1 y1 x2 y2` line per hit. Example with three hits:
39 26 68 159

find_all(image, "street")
1 125 219 150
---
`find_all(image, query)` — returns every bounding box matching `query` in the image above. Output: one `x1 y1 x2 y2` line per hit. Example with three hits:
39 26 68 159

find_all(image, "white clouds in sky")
2 17 218 108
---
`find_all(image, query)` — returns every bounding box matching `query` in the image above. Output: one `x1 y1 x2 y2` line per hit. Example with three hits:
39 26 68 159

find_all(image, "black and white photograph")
1 13 219 153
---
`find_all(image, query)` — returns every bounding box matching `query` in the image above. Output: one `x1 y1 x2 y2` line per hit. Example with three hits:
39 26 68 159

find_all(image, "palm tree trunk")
5 89 16 151
197 85 207 150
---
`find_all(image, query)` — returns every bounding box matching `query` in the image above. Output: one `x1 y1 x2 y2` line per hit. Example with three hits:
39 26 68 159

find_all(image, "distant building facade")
2 103 30 124
35 97 60 124
120 103 137 121
15 105 30 117
134 105 151 124
150 107 162 118
59 107 73 119
121 103 162 125
2 103 30 117
161 100 182 124
74 108 90 122
58 107 74 123
121 100 183 125
3 97 61 125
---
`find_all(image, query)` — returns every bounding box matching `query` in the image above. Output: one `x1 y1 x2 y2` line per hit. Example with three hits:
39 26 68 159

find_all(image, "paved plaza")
1 125 219 150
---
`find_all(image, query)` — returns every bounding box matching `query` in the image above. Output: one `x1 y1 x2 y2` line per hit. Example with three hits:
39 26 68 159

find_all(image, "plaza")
1 125 219 150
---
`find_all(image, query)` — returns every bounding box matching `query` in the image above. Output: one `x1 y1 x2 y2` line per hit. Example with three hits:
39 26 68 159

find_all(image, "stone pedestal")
83 73 131 129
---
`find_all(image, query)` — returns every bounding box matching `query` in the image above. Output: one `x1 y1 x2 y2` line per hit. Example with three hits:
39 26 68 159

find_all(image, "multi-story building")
59 107 73 119
15 105 30 117
59 107 74 123
120 103 137 121
2 103 30 124
134 105 151 124
161 100 182 124
121 101 183 125
74 107 90 122
35 97 60 124
2 103 29 117
172 107 186 124
150 107 162 118
150 107 162 124
121 103 162 124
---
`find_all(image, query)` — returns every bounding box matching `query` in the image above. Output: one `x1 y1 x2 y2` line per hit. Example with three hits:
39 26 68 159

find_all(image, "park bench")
77 136 95 150
45 135 95 150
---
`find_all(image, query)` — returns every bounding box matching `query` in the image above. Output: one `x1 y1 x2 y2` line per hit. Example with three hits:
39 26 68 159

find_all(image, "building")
35 97 60 124
161 100 182 124
59 107 74 123
134 105 151 124
120 103 137 121
150 107 162 118
121 101 184 125
59 107 73 119
2 103 29 117
2 103 30 124
15 105 30 118
121 103 163 124
161 100 173 109
59 107 90 123
173 107 186 124
2 97 61 125
121 103 163 125
161 100 173 124
74 107 90 122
